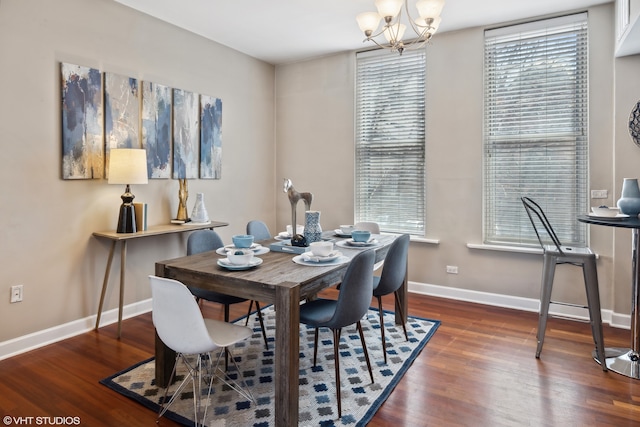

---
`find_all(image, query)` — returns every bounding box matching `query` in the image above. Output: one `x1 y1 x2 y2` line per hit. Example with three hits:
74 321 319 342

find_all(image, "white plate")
300 250 342 263
217 246 270 256
334 229 352 238
336 239 379 248
217 257 263 270
224 243 262 251
587 213 630 220
292 254 350 267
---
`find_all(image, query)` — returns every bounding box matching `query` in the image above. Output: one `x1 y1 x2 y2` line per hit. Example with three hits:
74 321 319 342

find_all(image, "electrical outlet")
446 265 459 274
10 285 23 303
591 190 608 199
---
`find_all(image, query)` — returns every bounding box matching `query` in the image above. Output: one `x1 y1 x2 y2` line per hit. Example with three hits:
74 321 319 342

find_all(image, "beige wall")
2 0 638 350
276 4 634 318
0 0 276 343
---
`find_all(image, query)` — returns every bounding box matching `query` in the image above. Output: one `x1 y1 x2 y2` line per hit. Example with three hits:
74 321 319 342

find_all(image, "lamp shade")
108 149 148 185
375 0 403 18
357 11 381 33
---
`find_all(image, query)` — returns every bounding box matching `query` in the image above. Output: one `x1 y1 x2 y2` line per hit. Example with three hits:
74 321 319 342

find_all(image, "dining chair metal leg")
536 253 557 358
244 301 269 350
393 291 409 341
583 256 607 369
376 292 409 364
376 296 388 363
244 300 254 325
333 328 343 418
313 328 320 366
356 321 374 384
254 301 269 350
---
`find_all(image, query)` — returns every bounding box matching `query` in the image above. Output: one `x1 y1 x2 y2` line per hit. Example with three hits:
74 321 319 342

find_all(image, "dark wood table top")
577 214 640 229
155 233 396 303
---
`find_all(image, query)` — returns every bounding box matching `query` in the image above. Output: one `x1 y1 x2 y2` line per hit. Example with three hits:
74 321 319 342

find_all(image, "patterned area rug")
101 306 440 426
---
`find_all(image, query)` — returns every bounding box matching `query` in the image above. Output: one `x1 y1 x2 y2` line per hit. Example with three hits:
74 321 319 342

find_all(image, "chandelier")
356 0 445 54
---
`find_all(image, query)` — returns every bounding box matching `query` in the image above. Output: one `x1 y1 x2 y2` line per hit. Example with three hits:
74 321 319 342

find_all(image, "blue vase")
304 211 322 244
617 178 640 216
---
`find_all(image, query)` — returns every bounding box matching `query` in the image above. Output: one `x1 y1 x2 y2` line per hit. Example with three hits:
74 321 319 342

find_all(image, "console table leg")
95 240 117 331
117 240 127 339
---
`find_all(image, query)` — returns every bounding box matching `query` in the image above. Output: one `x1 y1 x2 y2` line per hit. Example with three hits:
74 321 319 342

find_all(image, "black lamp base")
116 185 137 233
117 204 137 233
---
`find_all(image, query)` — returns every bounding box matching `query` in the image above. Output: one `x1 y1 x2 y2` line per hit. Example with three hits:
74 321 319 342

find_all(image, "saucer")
217 245 269 256
345 238 378 247
224 243 261 251
302 250 342 263
334 229 353 238
217 257 263 270
587 213 630 220
292 254 349 267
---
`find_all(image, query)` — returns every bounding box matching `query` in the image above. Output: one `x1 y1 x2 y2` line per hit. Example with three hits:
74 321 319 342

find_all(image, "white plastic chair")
149 275 255 426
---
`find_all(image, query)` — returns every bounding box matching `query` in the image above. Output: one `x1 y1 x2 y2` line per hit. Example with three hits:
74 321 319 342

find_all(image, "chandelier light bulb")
375 0 404 19
357 0 445 54
416 0 445 19
357 11 382 35
383 22 406 43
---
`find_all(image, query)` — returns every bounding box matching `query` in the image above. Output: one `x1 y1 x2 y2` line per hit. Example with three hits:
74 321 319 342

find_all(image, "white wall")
0 0 276 344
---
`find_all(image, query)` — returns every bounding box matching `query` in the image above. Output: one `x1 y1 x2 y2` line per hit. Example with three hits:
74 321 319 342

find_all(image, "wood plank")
0 293 637 426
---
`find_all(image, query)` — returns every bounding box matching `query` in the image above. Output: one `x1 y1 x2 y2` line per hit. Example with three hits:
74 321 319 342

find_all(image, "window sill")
467 242 600 259
410 236 440 244
466 243 542 255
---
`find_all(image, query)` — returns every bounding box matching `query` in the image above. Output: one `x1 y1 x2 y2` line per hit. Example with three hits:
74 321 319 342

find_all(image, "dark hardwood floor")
0 291 638 426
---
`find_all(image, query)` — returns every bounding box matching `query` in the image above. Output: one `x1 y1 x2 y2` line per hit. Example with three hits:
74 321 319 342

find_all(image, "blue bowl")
351 230 371 243
232 234 254 248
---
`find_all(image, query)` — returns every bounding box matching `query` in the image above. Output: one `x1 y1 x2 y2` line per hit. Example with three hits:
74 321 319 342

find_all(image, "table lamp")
108 148 148 233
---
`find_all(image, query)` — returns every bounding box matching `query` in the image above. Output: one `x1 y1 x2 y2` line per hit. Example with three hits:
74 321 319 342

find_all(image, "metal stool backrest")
521 197 564 255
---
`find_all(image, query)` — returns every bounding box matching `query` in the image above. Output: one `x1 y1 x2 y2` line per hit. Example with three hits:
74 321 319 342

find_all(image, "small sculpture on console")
283 178 313 246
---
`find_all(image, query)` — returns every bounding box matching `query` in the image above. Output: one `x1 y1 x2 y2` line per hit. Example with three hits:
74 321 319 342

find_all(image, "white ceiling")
113 0 612 65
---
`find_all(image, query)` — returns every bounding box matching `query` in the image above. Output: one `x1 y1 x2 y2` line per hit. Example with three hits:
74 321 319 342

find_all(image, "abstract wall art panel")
61 63 103 179
142 81 171 178
200 95 222 179
105 72 140 176
172 88 199 179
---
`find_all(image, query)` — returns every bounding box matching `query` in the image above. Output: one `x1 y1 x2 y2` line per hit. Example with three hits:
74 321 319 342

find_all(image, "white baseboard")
0 282 632 361
0 299 152 361
408 281 631 330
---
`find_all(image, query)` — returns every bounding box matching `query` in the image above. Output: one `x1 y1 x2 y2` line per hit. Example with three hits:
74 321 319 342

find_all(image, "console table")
93 221 228 338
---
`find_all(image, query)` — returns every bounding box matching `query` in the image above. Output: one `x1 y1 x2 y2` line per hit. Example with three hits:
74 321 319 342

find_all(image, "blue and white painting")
142 81 171 178
61 63 103 179
105 72 140 176
173 89 199 179
200 95 222 179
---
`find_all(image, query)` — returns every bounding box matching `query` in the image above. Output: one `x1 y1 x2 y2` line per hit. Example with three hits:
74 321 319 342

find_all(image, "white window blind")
483 13 589 247
355 49 426 235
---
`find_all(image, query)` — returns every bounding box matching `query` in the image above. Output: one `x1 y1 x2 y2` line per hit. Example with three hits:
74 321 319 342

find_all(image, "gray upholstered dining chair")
372 233 410 363
521 197 606 369
354 221 384 271
246 220 272 241
186 230 269 355
299 249 376 418
149 275 254 426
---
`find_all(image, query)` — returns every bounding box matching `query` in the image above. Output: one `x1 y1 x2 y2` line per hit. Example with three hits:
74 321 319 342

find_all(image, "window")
355 49 426 235
483 13 589 247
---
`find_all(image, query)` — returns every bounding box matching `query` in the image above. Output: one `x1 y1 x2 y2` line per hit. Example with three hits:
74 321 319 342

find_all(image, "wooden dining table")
154 232 404 426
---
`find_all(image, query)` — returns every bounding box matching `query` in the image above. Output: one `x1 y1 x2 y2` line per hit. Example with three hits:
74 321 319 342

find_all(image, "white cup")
340 225 355 234
309 241 334 257
286 224 304 236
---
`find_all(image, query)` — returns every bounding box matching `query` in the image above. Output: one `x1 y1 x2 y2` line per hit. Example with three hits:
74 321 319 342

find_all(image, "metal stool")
521 197 606 370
